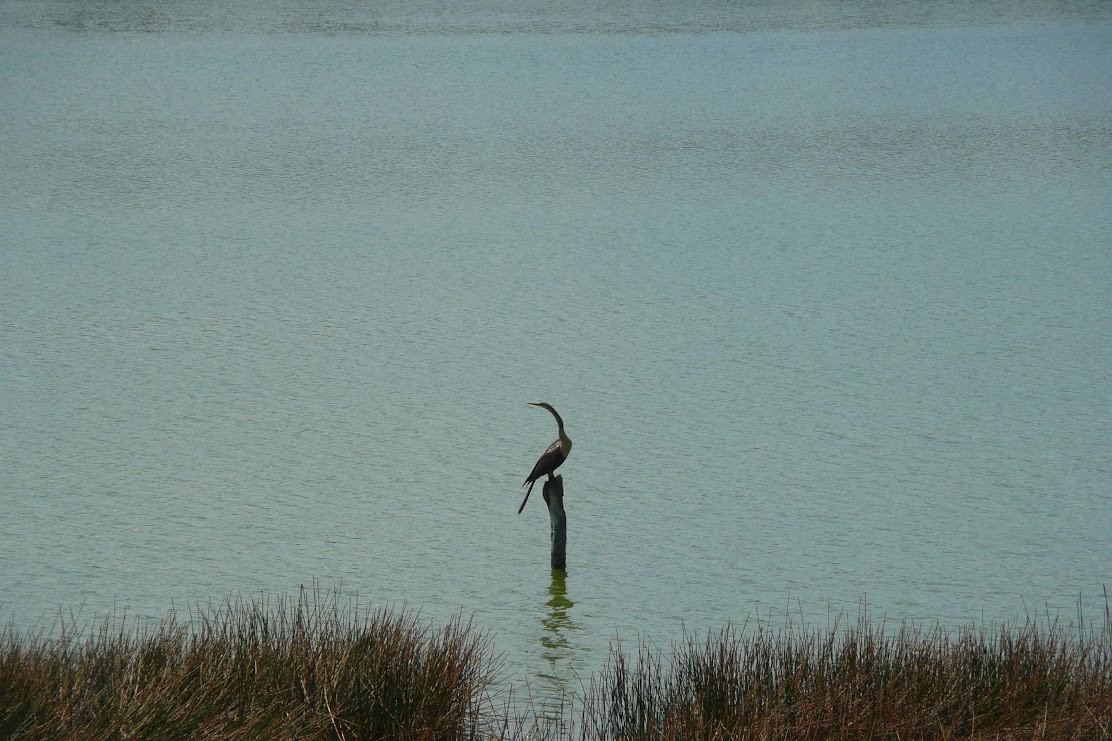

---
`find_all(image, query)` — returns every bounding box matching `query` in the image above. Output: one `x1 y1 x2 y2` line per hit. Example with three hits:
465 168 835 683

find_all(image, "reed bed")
1 593 1109 739
579 607 1112 739
0 589 500 739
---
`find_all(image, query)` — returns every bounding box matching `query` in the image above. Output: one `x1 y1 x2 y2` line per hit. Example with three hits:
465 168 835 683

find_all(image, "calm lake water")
2 0 1110 704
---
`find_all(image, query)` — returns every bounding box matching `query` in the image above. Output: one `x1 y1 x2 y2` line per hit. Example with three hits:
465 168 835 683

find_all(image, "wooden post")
542 476 566 571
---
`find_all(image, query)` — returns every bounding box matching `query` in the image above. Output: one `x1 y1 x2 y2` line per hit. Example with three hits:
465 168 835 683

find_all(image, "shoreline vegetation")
2 590 1108 739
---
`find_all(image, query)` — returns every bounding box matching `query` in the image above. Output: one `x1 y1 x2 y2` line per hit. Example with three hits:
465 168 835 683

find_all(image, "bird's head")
529 402 565 429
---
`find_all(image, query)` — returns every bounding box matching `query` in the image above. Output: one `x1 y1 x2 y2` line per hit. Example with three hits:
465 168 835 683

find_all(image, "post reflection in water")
536 568 580 711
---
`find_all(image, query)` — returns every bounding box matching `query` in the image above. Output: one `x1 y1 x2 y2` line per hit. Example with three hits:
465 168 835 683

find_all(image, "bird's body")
519 402 572 514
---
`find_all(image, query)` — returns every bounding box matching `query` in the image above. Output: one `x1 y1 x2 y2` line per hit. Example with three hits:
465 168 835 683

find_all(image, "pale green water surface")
2 0 1110 703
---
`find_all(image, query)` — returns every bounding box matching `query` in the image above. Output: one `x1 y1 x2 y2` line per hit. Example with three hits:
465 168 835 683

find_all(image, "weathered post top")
542 476 567 571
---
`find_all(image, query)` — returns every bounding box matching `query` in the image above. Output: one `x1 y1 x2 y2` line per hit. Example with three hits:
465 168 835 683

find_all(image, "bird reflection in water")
536 569 579 716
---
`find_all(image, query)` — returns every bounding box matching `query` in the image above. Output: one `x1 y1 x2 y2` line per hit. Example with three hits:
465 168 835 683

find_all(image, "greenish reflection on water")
536 569 579 712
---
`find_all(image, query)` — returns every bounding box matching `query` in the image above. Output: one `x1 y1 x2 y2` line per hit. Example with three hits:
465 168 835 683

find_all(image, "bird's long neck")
543 404 571 454
556 420 572 455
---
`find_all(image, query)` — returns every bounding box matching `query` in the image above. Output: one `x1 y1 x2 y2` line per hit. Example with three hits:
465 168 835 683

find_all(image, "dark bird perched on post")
519 402 572 514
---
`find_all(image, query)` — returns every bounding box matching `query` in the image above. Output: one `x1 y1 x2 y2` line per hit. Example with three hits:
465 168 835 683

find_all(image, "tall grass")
0 588 500 739
579 604 1112 739
2 593 1109 739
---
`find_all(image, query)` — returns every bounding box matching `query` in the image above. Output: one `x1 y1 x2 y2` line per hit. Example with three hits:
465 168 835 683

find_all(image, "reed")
2 593 1108 739
0 588 501 739
577 604 1112 739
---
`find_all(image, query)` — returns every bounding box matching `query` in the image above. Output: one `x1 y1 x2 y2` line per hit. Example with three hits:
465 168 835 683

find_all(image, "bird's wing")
523 440 565 486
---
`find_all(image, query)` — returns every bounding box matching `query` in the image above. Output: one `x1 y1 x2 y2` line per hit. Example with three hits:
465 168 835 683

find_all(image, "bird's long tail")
518 479 536 514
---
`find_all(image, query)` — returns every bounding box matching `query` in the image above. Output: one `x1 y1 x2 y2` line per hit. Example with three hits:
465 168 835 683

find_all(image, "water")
2 0 1110 705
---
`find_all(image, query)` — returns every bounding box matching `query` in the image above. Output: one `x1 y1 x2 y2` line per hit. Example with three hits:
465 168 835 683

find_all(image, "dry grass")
0 588 500 740
578 604 1112 740
2 593 1109 739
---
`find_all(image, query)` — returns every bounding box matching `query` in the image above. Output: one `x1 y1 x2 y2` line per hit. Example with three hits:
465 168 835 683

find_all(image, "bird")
519 402 572 514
